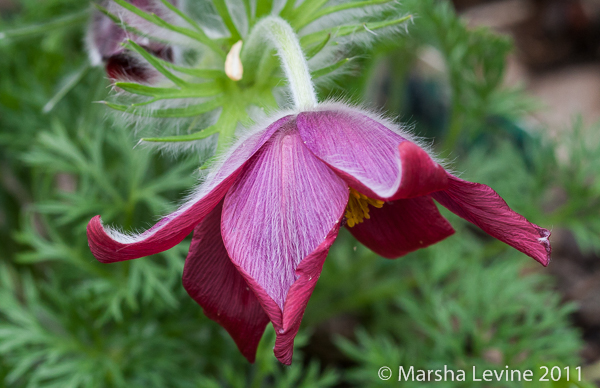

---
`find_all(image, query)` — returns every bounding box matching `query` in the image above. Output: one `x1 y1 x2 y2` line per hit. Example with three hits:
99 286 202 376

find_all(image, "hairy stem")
243 16 317 110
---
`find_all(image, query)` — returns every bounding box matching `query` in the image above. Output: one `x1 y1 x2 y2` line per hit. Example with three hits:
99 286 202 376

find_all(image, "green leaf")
114 82 222 99
158 0 205 34
311 58 351 79
141 125 220 142
93 3 156 41
43 63 90 114
255 0 274 19
280 0 297 19
104 99 223 118
111 0 225 57
161 64 225 79
123 47 226 79
290 0 328 27
304 33 331 59
124 40 187 87
212 0 241 41
299 0 394 29
301 15 413 46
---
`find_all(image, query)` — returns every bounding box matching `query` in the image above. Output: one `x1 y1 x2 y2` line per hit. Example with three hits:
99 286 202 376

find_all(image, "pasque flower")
87 16 551 364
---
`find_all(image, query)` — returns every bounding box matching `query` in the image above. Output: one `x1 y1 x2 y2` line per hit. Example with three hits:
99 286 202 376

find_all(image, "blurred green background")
1 0 600 386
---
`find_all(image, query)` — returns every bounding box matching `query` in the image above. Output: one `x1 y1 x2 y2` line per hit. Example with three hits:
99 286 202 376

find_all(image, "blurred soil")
458 0 600 131
455 0 600 383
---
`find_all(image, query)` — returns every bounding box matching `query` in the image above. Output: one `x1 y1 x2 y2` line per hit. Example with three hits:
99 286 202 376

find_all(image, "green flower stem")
141 125 220 143
242 16 317 110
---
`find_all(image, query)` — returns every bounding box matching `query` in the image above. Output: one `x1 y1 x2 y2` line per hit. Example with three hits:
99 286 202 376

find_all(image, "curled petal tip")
535 227 551 267
432 175 552 266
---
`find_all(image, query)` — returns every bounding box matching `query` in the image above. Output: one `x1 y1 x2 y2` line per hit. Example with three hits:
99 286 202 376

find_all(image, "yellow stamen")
344 188 384 227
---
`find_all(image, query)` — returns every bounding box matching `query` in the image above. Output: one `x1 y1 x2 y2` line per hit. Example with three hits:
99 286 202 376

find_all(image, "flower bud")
87 0 177 82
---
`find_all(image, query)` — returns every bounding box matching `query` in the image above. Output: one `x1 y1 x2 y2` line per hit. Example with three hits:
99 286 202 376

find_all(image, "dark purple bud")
87 0 177 82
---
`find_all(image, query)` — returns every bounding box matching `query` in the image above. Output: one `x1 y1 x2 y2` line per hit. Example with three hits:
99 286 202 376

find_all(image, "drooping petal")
87 116 292 263
348 196 455 258
274 224 340 364
221 123 348 364
231 222 341 365
431 174 551 266
222 123 348 309
182 201 269 363
297 108 448 200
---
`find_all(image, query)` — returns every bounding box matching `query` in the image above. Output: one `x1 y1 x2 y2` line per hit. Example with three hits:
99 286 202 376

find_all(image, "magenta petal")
274 224 340 364
222 124 348 310
87 180 232 263
297 109 448 200
182 201 269 363
231 223 341 365
221 124 348 364
348 196 455 258
432 175 551 266
393 141 448 198
87 116 291 263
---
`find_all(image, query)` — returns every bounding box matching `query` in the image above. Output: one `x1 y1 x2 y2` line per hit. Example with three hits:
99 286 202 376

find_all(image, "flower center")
344 188 384 227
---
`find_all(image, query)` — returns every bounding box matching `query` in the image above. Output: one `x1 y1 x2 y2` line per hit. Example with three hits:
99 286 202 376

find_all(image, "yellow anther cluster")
344 188 384 228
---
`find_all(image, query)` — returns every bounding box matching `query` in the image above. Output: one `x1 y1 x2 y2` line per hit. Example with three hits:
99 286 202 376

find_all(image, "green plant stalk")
242 16 317 110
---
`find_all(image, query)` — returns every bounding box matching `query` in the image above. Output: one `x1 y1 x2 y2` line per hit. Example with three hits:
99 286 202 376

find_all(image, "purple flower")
87 0 176 82
87 104 551 364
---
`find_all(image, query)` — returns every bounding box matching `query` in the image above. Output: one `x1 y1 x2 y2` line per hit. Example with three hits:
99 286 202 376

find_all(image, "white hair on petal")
100 97 457 244
101 107 296 244
309 99 452 173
